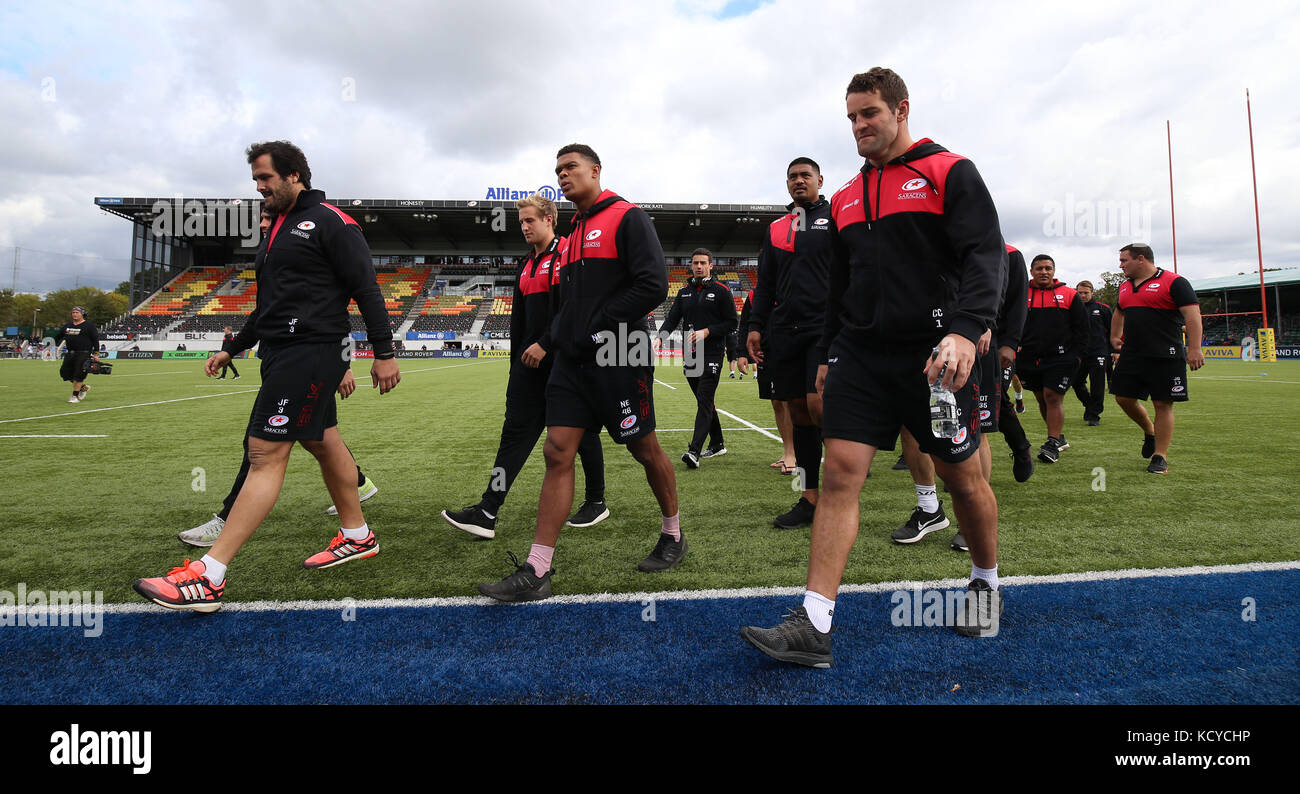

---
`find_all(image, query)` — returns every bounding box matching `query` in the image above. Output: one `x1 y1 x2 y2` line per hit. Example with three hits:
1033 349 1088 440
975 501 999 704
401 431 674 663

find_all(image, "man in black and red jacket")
660 247 737 467
134 140 401 613
1072 280 1113 426
478 143 682 603
747 157 834 529
442 194 609 539
742 68 1008 668
1111 243 1202 474
1019 254 1088 463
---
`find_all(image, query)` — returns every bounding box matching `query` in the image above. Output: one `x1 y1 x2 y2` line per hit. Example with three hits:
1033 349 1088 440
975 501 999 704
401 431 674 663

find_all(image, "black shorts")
247 342 349 442
1111 354 1189 402
821 340 980 464
60 351 91 382
976 347 1001 433
764 328 821 400
755 362 774 400
546 353 656 444
1018 353 1076 394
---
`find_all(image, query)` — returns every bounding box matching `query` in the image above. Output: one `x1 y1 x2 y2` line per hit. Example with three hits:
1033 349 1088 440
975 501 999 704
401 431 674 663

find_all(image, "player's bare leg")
1152 400 1175 457
209 437 293 565
806 438 875 598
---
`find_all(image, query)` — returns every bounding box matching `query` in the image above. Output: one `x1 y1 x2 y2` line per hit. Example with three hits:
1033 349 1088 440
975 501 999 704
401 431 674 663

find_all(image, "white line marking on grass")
0 390 258 424
40 560 1297 616
654 378 677 390
113 370 190 377
0 434 107 438
1195 376 1300 385
399 362 487 375
716 408 782 442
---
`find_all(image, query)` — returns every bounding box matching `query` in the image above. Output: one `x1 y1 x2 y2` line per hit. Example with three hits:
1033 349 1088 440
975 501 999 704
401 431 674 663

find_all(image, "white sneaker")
327 477 379 515
178 514 225 547
68 395 80 403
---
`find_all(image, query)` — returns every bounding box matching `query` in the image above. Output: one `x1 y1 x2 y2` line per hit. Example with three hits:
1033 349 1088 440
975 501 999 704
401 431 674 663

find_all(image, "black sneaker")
953 579 1003 638
950 531 969 552
891 501 950 543
681 450 700 469
773 497 816 529
1086 417 1100 427
442 504 497 539
637 532 688 572
1037 437 1060 464
891 453 908 471
1141 433 1156 458
1146 455 1169 474
729 372 736 379
1014 397 1026 414
477 552 553 602
700 443 727 459
567 499 610 527
1011 447 1035 482
1056 434 1070 451
739 606 833 668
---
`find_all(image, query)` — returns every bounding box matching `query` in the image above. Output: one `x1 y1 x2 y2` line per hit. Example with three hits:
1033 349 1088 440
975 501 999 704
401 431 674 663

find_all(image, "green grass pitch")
0 356 1296 604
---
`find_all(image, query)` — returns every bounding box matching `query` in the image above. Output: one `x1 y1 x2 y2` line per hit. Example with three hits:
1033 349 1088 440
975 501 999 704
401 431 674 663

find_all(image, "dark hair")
246 141 312 189
1120 243 1155 262
556 143 601 166
691 248 712 262
1031 254 1056 267
845 67 909 109
787 157 820 174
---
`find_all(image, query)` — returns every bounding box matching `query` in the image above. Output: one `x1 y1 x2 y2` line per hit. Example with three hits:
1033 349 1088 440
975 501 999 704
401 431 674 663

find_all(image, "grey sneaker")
179 514 225 548
890 501 950 543
477 552 553 602
700 443 727 459
637 532 688 572
953 579 1004 638
740 606 833 668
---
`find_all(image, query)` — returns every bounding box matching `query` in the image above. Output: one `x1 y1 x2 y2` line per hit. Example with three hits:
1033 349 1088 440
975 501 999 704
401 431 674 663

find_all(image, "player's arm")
1173 277 1204 370
703 283 738 342
748 236 777 361
601 208 668 331
930 160 1003 390
817 216 850 366
660 291 684 339
1110 305 1124 364
998 249 1028 368
326 222 399 393
1068 292 1089 360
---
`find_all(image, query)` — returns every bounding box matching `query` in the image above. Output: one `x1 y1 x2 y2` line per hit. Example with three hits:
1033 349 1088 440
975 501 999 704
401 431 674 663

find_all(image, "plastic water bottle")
929 359 960 439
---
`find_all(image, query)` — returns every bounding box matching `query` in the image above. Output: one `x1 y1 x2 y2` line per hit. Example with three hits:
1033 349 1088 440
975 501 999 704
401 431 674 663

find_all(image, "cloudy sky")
1 0 1297 295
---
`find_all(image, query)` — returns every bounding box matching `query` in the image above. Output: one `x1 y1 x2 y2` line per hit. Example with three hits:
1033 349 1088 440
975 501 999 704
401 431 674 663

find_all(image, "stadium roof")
1190 268 1300 292
94 196 790 258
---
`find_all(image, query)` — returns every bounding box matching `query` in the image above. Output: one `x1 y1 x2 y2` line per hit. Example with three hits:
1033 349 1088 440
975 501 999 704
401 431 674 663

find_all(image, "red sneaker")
133 558 224 613
304 530 379 570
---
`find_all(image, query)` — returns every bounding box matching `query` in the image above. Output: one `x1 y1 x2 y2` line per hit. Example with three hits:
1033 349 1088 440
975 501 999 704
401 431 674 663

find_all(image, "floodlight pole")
1247 89 1268 328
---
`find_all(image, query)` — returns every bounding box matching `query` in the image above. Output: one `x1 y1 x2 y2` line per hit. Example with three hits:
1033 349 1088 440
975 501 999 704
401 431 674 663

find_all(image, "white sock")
915 484 939 513
802 591 835 634
199 555 227 585
971 564 999 591
341 523 370 541
1015 391 1023 400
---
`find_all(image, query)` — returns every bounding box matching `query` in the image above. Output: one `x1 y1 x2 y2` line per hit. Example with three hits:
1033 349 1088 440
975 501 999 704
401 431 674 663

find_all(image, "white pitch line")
1195 375 1300 385
0 434 107 438
716 408 782 442
398 362 488 375
654 378 677 390
0 389 258 424
9 560 1296 617
113 370 191 377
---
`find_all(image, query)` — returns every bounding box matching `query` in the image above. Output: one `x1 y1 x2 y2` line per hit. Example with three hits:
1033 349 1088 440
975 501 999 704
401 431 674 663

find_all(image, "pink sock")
661 513 681 541
526 544 554 576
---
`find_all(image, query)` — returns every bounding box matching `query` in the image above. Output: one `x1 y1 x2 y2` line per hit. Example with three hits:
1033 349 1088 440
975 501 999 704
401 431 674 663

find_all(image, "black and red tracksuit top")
1117 267 1198 358
510 234 564 368
997 245 1029 352
1021 279 1087 359
224 189 394 358
820 139 1004 358
661 275 738 360
543 190 668 362
750 197 834 335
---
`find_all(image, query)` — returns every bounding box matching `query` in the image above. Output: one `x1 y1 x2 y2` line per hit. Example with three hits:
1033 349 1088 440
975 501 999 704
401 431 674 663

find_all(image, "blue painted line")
1 570 1295 704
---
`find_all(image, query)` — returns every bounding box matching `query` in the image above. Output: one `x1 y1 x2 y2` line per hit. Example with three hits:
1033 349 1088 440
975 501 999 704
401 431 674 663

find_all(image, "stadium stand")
409 295 483 334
